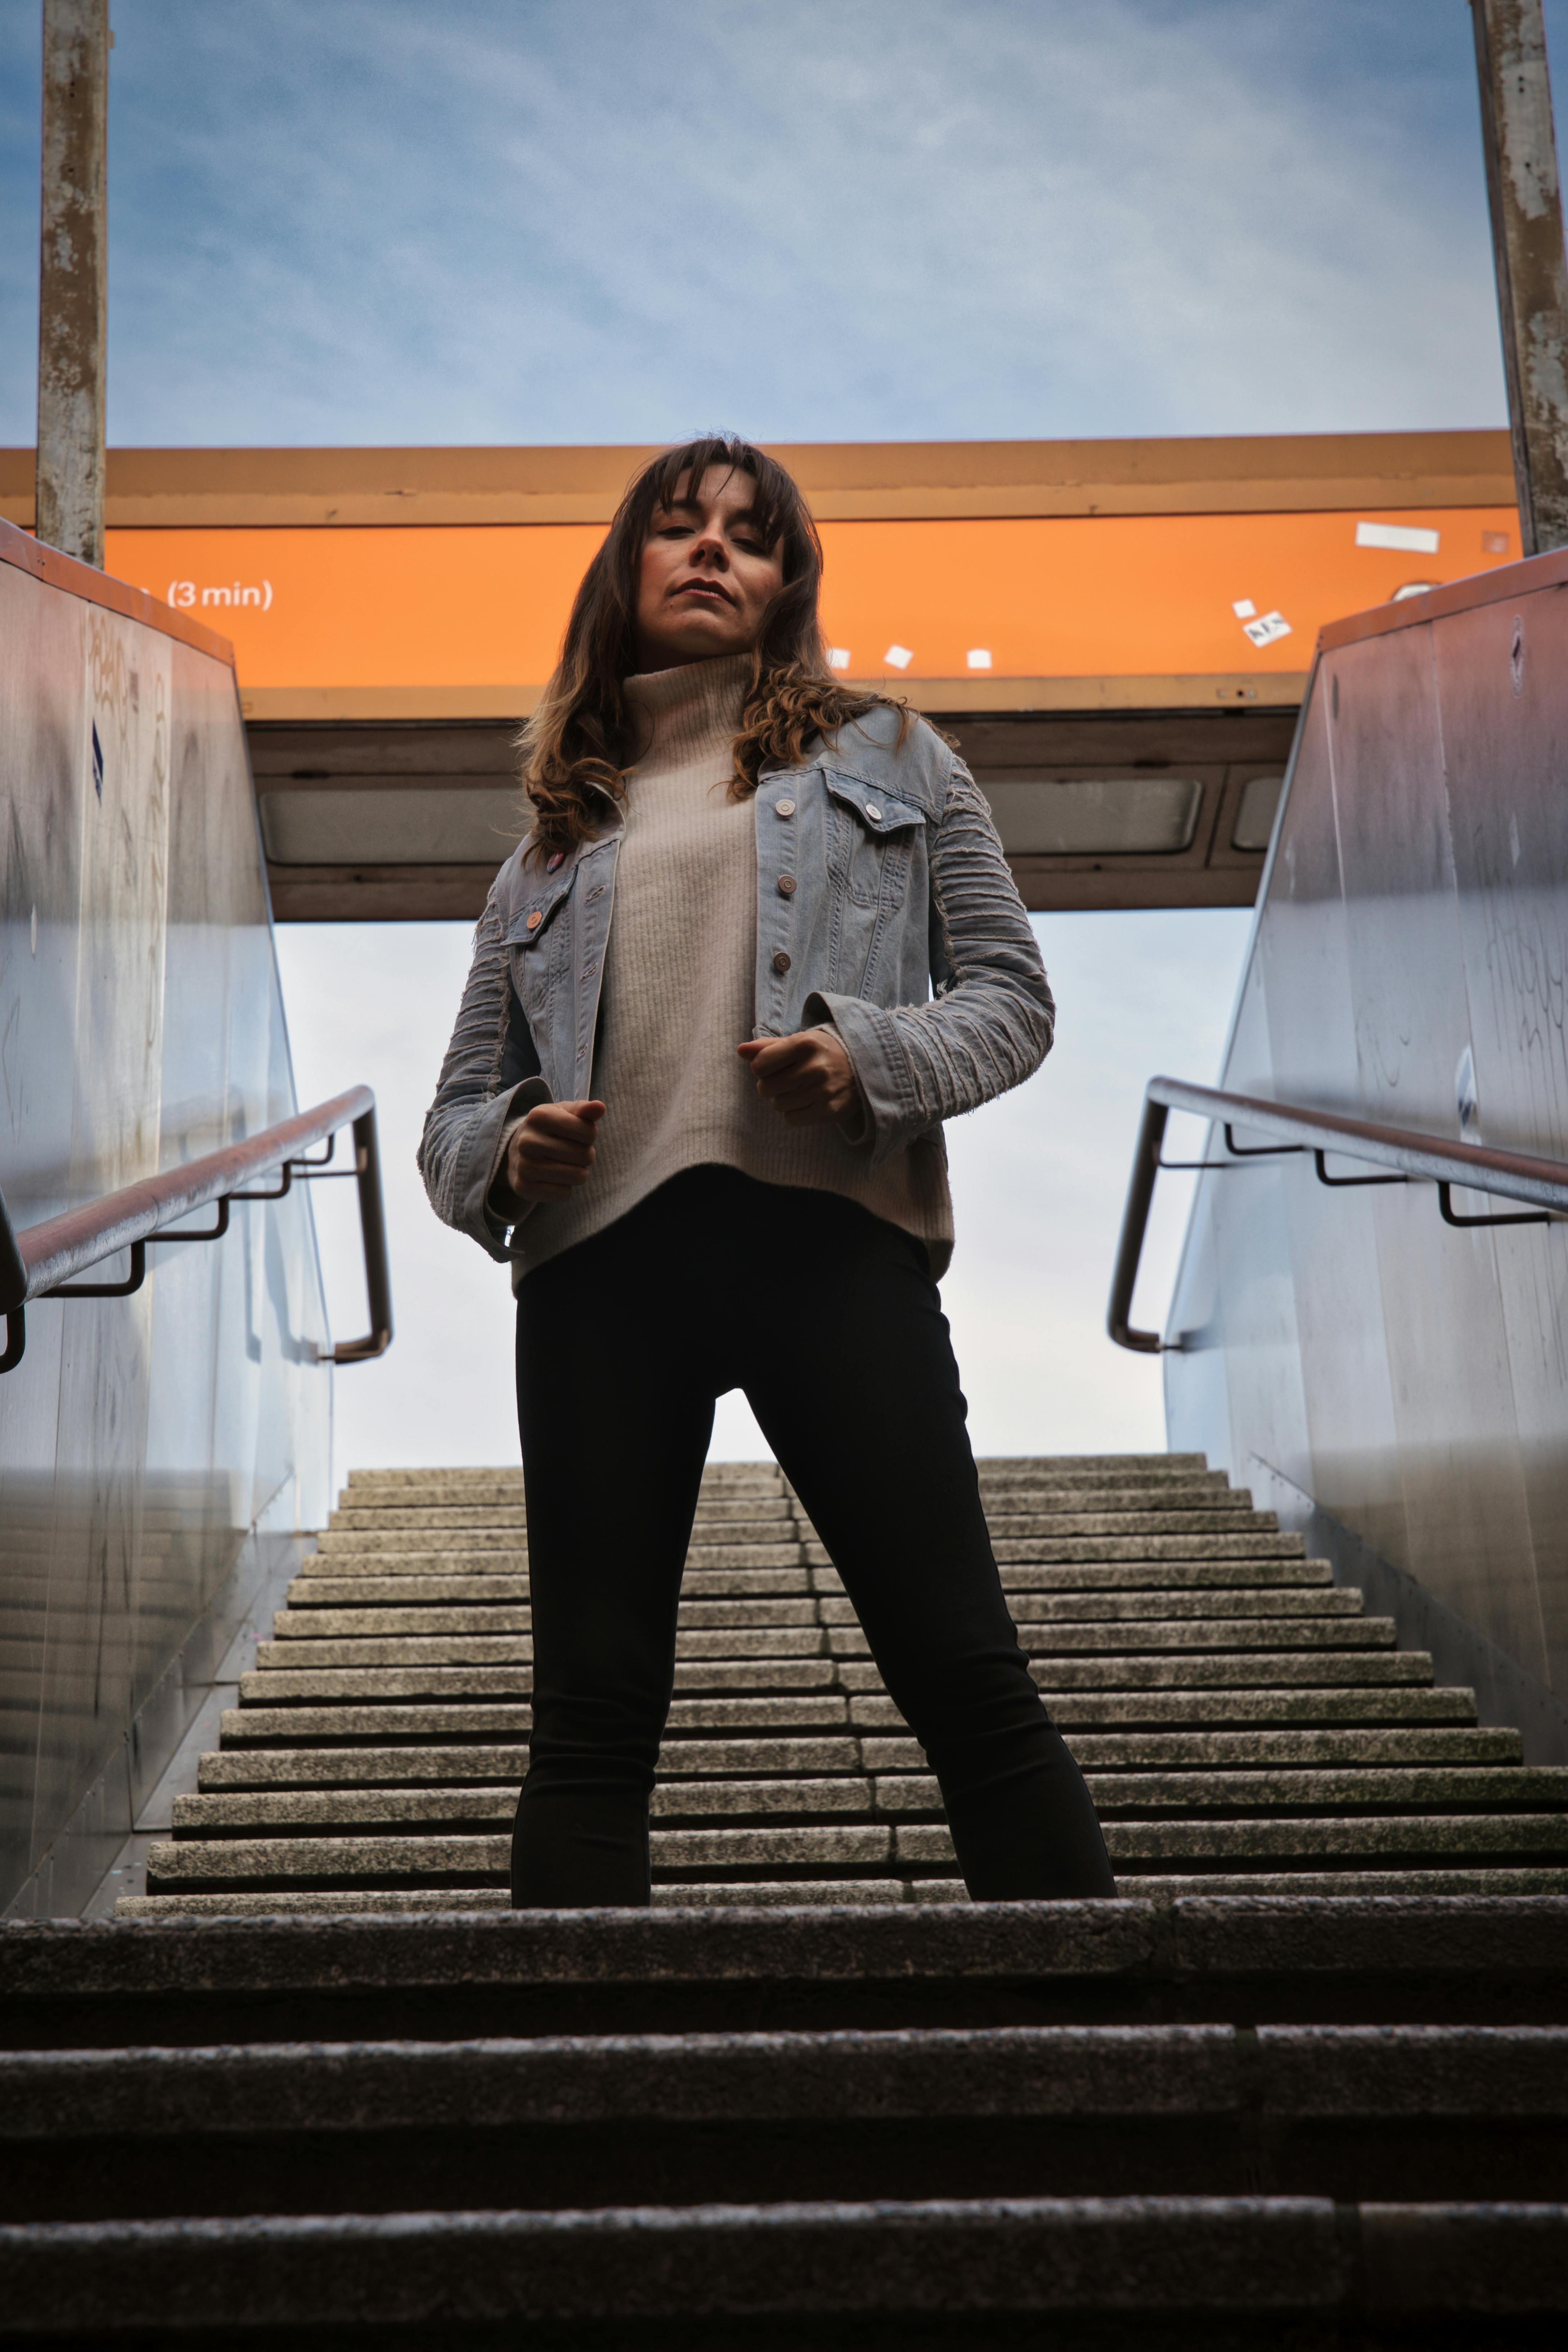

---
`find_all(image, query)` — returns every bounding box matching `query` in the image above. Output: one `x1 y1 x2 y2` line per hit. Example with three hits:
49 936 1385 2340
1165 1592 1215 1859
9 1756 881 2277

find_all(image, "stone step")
1118 1870 1568 1900
327 1502 800 1531
219 1693 859 1747
273 1589 1367 1634
108 1888 509 1917
174 1790 523 1836
193 1724 1523 1794
171 1779 893 1837
251 1617 1399 1673
13 1896 1566 2043
313 1533 814 1568
1089 1814 1568 1868
216 1684 1479 1754
832 1590 1370 1624
867 1727 1522 1769
219 1703 541 1746
272 1600 824 1637
111 1866 1568 1919
286 1560 1341 1599
953 1534 1309 1564
256 1629 828 1665
342 1463 783 1489
985 1509 1281 1536
987 1484 1248 1512
856 1687 1476 1727
892 1619 1394 1654
233 1652 1434 1705
144 1832 516 1891
14 2192 1568 2346
170 1766 1568 1842
978 1453 1208 1471
1077 1766 1568 1814
992 1561 1336 1591
324 1506 1273 1544
197 1737 862 1789
288 1560 821 1591
236 1658 844 1704
144 1810 1568 1895
143 1825 929 1891
5 2023 1568 2228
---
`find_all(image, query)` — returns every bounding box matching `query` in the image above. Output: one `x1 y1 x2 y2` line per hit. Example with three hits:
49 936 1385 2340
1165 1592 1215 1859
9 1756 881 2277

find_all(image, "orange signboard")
102 503 1519 721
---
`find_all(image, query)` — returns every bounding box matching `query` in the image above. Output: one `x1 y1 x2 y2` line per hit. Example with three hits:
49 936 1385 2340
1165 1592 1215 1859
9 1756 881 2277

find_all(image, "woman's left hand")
737 1027 862 1126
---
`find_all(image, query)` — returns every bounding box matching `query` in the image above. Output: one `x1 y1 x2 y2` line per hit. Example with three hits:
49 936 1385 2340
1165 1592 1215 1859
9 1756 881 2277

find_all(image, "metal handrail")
0 1085 392 1375
1109 1076 1568 1354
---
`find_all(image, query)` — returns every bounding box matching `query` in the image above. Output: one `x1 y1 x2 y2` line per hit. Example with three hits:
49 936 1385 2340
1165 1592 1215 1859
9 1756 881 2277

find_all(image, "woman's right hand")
500 1099 606 1205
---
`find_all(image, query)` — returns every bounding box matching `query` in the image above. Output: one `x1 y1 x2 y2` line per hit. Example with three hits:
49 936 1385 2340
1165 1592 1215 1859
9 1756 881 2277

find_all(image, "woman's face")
633 466 785 670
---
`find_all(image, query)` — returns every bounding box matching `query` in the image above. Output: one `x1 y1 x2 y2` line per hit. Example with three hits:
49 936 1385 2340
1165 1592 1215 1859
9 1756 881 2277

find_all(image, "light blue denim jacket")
418 703 1054 1259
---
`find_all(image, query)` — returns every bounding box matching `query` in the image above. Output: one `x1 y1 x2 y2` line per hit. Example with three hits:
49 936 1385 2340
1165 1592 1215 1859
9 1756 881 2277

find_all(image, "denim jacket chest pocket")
823 772 926 910
504 858 581 1004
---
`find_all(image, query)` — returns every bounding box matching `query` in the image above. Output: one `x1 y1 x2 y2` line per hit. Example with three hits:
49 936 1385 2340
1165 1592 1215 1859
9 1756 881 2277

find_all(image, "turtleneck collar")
623 653 751 779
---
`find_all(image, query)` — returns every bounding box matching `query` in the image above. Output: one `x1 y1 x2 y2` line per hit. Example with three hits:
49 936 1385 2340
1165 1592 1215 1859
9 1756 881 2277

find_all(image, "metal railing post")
1107 1095 1169 1354
334 1105 394 1364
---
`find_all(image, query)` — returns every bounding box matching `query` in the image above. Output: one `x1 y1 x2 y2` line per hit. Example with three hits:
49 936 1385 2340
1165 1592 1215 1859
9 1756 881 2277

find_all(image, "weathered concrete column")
37 0 109 568
1472 0 1568 553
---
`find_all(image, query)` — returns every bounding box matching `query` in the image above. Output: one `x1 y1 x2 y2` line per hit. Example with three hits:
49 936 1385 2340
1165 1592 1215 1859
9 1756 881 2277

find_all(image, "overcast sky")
3 1 1558 1480
1 0 1556 447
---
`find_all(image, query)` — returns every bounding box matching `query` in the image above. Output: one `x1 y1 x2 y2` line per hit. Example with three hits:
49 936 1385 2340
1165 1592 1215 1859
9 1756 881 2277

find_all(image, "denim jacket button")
777 875 797 896
526 910 543 931
776 799 795 818
772 950 791 973
865 803 882 821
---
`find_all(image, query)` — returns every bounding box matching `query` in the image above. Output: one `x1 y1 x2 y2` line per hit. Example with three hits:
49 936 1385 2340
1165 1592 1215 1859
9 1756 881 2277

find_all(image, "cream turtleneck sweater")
509 654 954 1280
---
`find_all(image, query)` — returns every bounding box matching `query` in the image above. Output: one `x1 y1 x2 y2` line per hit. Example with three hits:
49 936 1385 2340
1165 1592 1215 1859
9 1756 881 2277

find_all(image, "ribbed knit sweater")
508 654 954 1281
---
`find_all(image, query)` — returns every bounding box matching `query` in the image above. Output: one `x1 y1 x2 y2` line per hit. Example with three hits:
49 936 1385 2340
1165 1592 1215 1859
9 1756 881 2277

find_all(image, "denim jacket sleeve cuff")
484 1105 539 1229
464 1076 552 1253
804 990 920 1168
808 1017 872 1150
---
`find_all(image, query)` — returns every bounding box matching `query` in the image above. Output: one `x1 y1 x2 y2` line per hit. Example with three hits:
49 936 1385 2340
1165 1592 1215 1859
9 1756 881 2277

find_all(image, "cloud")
1 0 1543 446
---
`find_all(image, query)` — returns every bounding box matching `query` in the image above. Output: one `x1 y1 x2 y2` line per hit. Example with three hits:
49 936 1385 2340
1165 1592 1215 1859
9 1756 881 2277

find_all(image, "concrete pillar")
1472 0 1568 554
36 0 109 568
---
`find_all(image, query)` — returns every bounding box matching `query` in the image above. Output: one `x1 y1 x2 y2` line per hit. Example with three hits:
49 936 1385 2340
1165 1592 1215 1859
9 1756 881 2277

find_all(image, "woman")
420 434 1114 1909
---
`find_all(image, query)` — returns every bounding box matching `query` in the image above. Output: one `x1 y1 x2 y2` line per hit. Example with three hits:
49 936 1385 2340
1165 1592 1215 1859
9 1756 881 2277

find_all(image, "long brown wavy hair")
518 435 899 864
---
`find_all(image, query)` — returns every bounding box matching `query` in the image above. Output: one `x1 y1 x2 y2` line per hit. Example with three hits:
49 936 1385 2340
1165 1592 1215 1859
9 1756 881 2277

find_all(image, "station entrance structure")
7 445 1568 2334
0 428 1520 920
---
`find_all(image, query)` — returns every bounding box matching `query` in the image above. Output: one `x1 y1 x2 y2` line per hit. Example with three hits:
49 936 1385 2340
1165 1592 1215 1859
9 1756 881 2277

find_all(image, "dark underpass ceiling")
251 703 1295 921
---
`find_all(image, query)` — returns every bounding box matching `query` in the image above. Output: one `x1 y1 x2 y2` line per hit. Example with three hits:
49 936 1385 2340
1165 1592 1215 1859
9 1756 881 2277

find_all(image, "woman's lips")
675 581 734 607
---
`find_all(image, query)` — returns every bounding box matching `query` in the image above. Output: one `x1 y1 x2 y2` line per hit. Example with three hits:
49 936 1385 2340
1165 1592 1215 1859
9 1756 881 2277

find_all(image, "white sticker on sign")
966 648 992 669
1243 611 1292 647
827 647 851 671
884 644 914 670
1356 520 1440 554
1232 598 1257 620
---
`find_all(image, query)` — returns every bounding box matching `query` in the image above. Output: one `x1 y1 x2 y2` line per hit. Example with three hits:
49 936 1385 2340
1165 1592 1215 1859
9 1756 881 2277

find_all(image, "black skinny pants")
512 1165 1114 1907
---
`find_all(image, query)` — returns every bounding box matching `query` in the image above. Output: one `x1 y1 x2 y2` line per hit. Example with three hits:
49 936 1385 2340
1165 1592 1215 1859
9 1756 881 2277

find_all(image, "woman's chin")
641 622 753 669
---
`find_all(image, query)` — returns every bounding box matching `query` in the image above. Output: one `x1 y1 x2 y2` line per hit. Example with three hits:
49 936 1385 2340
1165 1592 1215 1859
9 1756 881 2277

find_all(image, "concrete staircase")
121 1453 1568 1913
3 1453 1565 2340
1 1897 1566 2339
